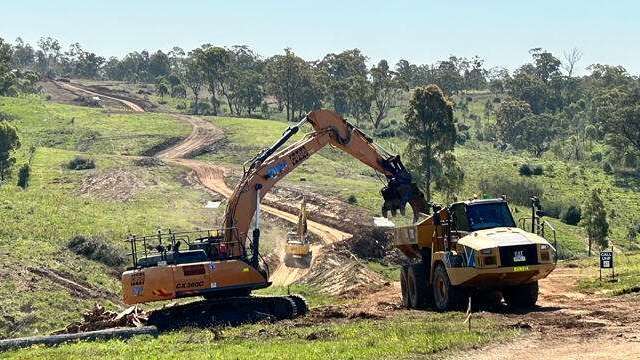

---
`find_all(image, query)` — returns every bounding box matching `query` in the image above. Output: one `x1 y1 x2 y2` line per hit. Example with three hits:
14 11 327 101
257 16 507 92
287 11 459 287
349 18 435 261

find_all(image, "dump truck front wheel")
503 281 539 309
432 263 463 311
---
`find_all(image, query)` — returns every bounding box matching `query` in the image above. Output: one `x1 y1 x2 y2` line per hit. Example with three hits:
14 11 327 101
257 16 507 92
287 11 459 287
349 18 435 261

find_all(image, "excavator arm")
223 109 428 265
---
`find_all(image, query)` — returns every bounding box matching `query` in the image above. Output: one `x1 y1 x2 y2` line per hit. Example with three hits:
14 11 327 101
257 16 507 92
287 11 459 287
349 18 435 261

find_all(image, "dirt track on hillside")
52 81 145 112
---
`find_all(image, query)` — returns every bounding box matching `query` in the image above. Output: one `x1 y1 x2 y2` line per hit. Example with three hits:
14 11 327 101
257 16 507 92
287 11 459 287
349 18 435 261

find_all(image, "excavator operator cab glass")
466 201 516 231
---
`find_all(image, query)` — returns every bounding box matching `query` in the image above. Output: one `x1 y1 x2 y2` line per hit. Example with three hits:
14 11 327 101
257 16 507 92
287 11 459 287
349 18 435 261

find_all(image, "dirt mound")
78 169 145 201
337 227 391 260
299 245 387 296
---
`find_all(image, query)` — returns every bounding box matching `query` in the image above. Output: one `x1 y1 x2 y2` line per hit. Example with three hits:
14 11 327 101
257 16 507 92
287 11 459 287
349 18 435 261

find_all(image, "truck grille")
499 244 538 267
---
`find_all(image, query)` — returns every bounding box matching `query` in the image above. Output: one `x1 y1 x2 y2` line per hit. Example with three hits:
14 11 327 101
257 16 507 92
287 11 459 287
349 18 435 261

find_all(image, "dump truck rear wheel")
400 265 410 308
432 263 463 311
504 281 539 309
407 263 429 309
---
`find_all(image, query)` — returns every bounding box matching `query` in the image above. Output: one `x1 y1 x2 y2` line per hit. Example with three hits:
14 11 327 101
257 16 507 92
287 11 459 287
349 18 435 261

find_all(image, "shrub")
478 174 543 207
16 163 30 189
519 163 544 176
602 161 613 174
560 205 582 225
531 164 544 175
67 156 95 170
176 102 187 110
67 235 126 267
590 151 603 163
347 194 358 205
519 164 532 176
0 111 15 121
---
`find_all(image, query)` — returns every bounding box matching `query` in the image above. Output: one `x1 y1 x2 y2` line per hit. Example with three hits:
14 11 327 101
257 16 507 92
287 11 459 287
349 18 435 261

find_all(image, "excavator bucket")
381 181 427 220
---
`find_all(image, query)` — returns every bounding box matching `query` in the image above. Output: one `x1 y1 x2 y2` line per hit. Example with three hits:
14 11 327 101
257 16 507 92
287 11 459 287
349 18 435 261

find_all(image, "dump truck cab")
394 197 556 311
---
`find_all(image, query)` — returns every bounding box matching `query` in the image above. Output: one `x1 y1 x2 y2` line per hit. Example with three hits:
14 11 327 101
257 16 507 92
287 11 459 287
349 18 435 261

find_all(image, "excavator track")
147 295 308 331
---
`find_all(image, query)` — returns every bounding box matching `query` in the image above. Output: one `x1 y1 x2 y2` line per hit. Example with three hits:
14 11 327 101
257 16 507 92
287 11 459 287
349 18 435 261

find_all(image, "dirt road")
53 81 145 112
452 266 640 360
155 115 350 286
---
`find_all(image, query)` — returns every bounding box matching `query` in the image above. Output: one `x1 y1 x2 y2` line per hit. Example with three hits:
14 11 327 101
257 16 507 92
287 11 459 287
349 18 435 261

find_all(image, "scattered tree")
581 189 609 256
0 121 21 183
402 85 458 203
180 57 204 114
562 47 583 77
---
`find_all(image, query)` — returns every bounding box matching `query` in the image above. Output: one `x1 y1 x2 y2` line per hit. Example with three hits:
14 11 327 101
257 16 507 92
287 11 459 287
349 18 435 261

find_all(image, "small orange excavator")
121 110 427 316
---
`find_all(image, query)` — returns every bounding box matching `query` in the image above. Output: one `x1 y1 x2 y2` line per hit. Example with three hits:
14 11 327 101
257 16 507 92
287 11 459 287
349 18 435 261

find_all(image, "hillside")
1 82 640 358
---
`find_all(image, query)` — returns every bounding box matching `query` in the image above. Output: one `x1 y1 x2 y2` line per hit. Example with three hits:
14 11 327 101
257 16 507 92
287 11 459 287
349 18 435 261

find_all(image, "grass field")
573 252 640 295
2 313 516 360
0 95 191 156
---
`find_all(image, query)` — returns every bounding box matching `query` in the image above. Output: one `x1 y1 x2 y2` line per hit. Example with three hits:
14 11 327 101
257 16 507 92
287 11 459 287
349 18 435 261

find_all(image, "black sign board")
600 251 613 269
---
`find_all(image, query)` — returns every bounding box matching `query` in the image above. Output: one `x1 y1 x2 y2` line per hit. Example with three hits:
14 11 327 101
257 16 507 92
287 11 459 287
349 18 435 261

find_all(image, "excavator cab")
121 229 271 305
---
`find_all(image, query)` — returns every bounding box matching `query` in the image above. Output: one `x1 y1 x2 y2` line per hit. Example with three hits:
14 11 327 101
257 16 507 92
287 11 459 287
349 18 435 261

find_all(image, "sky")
1 0 638 75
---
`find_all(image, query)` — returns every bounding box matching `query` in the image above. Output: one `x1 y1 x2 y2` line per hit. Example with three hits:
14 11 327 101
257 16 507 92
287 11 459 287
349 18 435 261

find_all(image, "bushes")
67 235 126 267
67 156 95 170
537 198 581 224
519 163 544 176
560 205 582 225
478 174 543 207
16 163 30 189
518 164 532 176
347 194 358 205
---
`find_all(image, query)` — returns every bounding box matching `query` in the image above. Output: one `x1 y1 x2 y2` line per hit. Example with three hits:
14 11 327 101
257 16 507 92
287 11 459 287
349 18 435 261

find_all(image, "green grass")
367 261 401 282
574 252 640 295
0 146 222 338
0 95 191 156
2 313 516 360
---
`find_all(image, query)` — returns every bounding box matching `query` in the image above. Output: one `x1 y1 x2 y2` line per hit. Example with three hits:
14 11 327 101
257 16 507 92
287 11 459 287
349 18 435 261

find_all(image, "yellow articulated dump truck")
394 197 556 311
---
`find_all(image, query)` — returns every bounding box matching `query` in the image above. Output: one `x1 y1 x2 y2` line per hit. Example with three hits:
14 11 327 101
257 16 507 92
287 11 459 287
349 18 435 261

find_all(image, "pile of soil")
299 245 387 296
78 169 145 201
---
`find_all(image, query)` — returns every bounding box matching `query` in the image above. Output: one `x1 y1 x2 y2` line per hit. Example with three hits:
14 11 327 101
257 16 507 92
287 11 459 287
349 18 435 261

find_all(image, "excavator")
283 198 312 268
121 109 427 319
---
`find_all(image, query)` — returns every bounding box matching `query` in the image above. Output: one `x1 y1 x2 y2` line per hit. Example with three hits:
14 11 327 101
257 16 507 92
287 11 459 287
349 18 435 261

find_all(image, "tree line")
2 36 497 126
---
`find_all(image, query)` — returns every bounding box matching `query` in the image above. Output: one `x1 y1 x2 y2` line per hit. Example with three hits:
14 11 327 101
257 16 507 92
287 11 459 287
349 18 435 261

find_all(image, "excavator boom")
223 109 428 259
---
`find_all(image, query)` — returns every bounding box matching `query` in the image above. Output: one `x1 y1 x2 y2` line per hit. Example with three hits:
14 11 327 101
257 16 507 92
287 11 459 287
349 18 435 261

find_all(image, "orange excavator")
121 110 427 318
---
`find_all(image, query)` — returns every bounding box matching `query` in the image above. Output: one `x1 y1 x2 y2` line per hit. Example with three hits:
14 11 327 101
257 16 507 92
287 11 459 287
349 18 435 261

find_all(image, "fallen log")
0 326 158 352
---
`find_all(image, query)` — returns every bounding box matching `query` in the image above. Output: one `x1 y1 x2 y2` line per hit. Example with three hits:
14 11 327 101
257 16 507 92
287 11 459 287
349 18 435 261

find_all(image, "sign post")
599 249 614 281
